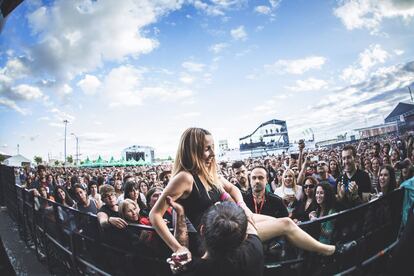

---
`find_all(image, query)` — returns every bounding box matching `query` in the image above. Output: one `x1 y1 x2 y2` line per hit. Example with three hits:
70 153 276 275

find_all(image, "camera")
341 176 349 192
290 153 299 159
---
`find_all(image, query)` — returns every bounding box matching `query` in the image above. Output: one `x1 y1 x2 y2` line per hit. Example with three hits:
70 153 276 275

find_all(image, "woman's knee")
279 217 296 233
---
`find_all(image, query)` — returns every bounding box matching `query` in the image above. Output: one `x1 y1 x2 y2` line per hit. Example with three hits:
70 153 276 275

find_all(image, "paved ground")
0 207 50 276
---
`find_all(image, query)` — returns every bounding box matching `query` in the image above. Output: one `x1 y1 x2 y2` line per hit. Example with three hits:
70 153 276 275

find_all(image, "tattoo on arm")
174 213 189 248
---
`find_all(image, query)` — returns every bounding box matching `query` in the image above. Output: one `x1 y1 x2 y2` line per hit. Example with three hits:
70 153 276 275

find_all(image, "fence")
0 165 404 275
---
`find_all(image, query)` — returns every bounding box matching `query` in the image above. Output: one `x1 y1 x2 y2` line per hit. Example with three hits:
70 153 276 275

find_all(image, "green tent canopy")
107 156 118 167
137 158 145 166
81 156 92 167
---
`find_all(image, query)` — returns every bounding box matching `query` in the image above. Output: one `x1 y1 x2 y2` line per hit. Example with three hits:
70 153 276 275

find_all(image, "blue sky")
1 0 414 161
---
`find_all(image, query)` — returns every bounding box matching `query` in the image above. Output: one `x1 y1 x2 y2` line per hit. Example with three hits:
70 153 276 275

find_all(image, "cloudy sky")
1 0 414 161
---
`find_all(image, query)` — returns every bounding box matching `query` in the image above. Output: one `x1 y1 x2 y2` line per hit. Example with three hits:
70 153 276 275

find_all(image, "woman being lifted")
150 127 345 260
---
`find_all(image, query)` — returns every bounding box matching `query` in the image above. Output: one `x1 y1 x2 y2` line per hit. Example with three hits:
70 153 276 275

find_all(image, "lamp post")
63 120 69 166
71 133 79 166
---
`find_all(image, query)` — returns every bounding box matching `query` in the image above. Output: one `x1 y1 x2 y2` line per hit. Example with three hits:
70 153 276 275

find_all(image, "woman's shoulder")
167 171 195 196
172 171 194 183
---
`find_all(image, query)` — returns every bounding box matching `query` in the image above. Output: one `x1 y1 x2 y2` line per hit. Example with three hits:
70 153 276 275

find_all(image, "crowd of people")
16 129 414 275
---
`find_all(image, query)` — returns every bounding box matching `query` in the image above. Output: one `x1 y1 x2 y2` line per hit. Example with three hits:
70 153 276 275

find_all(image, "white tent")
3 154 32 167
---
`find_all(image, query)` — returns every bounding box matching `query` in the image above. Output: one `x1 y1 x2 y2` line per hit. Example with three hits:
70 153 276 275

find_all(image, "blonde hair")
173 127 222 192
282 169 299 192
119 198 139 221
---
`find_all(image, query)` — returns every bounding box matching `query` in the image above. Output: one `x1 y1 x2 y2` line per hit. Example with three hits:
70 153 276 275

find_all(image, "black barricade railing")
30 191 172 275
0 165 405 275
262 188 404 275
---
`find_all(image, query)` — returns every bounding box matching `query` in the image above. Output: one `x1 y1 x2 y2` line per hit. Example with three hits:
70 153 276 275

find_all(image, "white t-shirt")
274 186 303 201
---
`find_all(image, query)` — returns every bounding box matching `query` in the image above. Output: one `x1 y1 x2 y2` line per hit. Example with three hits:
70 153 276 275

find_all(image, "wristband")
220 192 230 201
237 201 246 207
107 217 111 225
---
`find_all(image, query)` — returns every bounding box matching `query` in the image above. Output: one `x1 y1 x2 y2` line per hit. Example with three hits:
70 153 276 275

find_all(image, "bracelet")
220 192 231 201
107 217 111 225
237 201 246 207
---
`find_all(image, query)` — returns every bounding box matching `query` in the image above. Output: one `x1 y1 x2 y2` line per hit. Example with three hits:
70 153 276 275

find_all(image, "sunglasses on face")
304 185 315 189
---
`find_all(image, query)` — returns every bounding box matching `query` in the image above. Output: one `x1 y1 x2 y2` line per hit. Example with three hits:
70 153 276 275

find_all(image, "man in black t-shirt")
166 199 264 276
181 234 263 276
97 184 129 246
97 184 127 229
337 145 372 209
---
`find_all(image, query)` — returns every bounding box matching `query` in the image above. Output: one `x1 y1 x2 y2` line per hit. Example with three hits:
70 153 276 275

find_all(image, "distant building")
385 102 414 123
3 154 32 167
315 131 360 148
239 119 290 157
122 145 154 164
0 151 11 161
354 122 398 139
385 102 414 132
218 139 229 152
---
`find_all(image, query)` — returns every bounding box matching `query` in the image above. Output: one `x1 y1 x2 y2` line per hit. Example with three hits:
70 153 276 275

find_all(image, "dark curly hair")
200 202 247 260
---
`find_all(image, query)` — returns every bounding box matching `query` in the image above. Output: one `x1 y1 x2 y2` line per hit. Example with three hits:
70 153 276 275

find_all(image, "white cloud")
0 58 34 106
341 44 389 84
50 108 75 122
300 61 414 137
255 6 272 15
231 25 247 40
103 65 193 107
179 73 195 84
265 56 326 75
77 74 101 95
209 43 229 54
182 61 205 72
2 58 30 80
270 0 282 8
0 0 184 108
334 0 414 34
192 0 247 16
58 84 73 96
394 49 404 56
286 78 328 91
254 1 281 17
360 44 389 68
0 97 27 115
255 25 264 31
11 84 43 100
103 65 145 107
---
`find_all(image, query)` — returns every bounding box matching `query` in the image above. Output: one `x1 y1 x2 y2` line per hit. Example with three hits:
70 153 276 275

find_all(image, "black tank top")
178 174 221 229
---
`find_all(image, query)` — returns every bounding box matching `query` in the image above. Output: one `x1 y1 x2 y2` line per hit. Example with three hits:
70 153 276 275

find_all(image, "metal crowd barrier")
0 165 405 275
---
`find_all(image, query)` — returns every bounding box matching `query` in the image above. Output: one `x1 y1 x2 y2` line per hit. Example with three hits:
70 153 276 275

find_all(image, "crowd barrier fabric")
0 165 405 275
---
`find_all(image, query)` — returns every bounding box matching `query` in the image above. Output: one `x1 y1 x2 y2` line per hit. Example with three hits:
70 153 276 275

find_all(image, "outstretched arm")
149 171 192 254
297 157 309 185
